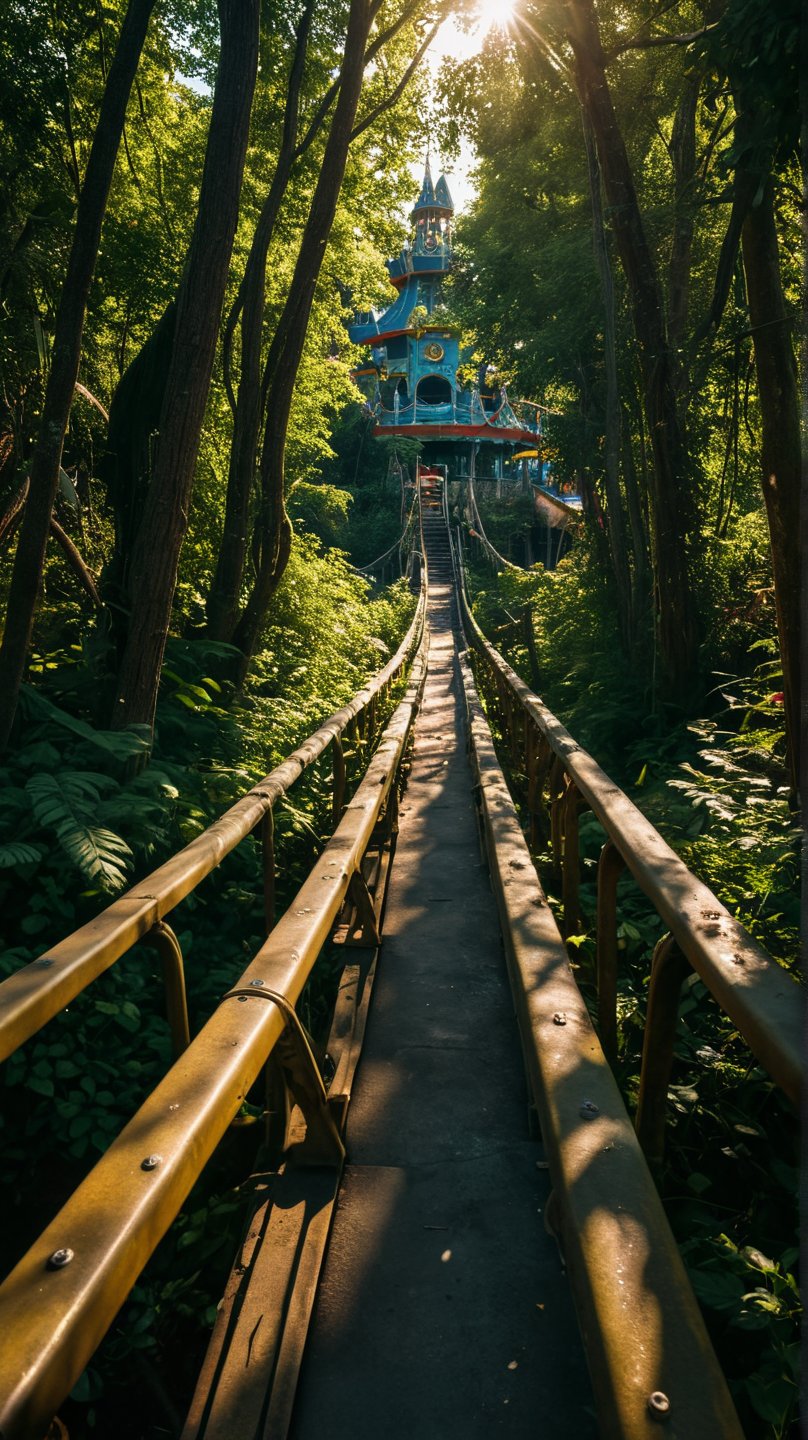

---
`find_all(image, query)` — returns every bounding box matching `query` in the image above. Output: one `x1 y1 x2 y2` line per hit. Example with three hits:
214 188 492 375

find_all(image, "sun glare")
476 0 516 40
431 0 517 63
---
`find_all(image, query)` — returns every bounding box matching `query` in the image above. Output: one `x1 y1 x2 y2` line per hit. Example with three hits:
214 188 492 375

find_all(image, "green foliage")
469 550 799 1440
0 524 415 1435
469 543 653 772
287 479 352 549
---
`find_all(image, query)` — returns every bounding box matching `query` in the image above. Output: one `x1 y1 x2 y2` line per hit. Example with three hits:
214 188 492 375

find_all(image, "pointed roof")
434 173 454 212
411 158 435 215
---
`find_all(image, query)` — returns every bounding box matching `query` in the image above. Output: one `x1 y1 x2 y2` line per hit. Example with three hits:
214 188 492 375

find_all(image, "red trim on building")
372 424 538 444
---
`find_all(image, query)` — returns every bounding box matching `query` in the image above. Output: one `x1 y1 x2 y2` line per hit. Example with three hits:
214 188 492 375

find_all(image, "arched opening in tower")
417 375 452 406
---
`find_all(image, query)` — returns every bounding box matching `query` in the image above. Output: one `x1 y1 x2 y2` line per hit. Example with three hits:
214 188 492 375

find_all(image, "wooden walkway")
290 576 595 1437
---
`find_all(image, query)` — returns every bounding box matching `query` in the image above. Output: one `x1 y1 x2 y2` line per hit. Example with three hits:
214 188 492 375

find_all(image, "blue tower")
349 162 543 484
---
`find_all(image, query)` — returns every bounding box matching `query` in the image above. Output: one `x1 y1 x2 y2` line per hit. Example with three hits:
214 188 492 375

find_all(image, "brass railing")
0 613 429 1439
0 580 426 1068
457 643 744 1439
452 525 800 1437
455 537 800 1167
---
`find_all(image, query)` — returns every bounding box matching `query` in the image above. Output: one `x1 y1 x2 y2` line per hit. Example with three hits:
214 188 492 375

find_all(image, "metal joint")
222 985 345 1166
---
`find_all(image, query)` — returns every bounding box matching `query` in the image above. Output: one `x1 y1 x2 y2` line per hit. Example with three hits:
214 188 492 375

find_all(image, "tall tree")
208 0 436 653
205 0 318 643
563 0 701 699
0 0 157 752
111 0 260 733
704 0 802 788
580 109 632 646
741 180 801 794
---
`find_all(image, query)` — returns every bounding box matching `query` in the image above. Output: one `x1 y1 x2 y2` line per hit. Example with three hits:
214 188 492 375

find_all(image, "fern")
57 825 133 892
25 773 133 892
0 842 45 868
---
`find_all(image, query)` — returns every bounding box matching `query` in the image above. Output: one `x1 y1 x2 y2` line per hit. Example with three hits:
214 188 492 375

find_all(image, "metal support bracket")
143 920 191 1058
344 868 382 947
223 986 345 1167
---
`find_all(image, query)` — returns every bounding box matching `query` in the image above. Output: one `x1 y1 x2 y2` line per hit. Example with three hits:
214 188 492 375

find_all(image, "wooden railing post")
561 781 586 939
548 756 566 882
331 736 346 830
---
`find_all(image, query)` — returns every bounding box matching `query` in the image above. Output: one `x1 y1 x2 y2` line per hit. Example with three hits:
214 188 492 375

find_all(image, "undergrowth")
0 532 415 1436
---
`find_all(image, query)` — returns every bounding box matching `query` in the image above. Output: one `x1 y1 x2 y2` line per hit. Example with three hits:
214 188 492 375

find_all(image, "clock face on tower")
423 341 445 362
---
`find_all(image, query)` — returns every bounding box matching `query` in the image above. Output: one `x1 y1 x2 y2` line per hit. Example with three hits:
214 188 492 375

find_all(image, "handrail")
0 639 429 1440
0 580 427 1065
456 643 744 1439
457 562 801 1111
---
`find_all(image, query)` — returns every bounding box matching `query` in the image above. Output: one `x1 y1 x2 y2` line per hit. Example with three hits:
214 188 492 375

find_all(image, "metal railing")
447 520 803 1437
375 389 541 434
457 639 744 1438
466 463 523 572
455 535 800 1166
0 586 426 1071
0 610 429 1440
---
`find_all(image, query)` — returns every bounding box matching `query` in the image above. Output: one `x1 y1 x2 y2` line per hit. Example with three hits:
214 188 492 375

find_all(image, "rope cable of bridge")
466 464 523 572
353 483 419 577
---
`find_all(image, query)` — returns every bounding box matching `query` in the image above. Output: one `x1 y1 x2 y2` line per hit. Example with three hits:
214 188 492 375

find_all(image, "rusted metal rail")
456 537 801 1168
0 583 425 1067
0 620 428 1440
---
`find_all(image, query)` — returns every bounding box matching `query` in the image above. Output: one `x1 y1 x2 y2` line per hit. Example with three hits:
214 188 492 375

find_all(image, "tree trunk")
232 0 374 673
621 411 651 632
581 107 632 646
667 73 699 398
0 0 156 752
795 0 800 898
740 178 801 794
205 0 315 642
111 0 260 734
100 298 177 629
565 0 700 700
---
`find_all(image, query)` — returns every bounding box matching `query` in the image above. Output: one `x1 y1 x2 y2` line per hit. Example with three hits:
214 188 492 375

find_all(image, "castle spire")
411 156 436 216
434 173 454 214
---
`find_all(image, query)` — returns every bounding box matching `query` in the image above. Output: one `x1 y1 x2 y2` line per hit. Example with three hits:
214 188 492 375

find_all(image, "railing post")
561 781 586 939
635 935 691 1169
506 691 521 767
522 605 540 691
261 807 276 933
526 729 552 850
332 735 346 830
595 840 627 1065
143 921 190 1058
548 756 566 882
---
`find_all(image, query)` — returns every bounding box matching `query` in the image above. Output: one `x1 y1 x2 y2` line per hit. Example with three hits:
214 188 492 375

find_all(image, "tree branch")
607 22 717 60
49 515 102 606
351 23 439 141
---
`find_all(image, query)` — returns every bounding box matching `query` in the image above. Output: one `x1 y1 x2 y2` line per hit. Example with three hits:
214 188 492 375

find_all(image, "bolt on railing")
455 537 801 1166
0 631 429 1440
